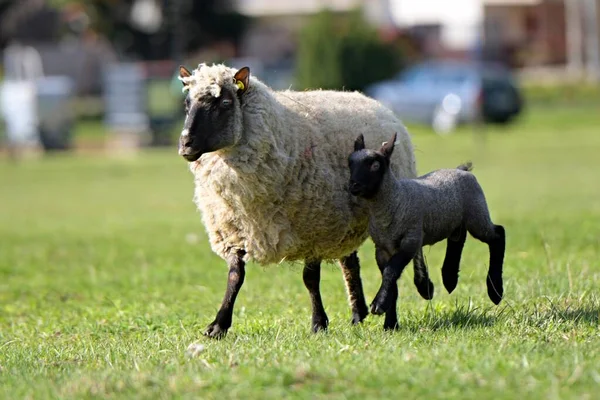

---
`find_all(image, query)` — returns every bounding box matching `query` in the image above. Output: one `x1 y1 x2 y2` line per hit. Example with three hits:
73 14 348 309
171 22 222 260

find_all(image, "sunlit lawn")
0 104 599 399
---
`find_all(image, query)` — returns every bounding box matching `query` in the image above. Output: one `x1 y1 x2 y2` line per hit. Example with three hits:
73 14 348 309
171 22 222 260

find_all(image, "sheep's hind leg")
204 250 246 339
413 249 435 300
303 259 329 333
339 252 369 325
441 225 467 294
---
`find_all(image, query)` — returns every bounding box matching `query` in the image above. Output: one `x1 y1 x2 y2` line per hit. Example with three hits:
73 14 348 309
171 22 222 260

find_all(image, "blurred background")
0 0 599 154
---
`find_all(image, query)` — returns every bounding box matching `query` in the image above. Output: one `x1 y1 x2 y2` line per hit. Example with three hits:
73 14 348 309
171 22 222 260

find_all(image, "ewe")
348 133 505 330
177 63 433 338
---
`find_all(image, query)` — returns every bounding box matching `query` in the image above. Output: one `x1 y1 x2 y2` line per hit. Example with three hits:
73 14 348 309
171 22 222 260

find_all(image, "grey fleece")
367 165 496 263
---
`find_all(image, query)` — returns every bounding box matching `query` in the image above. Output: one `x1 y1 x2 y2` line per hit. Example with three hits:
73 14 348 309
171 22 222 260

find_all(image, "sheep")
176 63 435 338
348 133 505 329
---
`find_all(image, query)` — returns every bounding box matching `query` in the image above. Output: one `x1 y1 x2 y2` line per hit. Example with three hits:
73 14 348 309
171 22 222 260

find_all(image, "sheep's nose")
179 134 194 156
180 130 192 146
181 137 192 148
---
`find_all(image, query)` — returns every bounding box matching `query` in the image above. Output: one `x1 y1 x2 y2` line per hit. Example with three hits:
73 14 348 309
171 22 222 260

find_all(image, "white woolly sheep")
177 63 434 338
348 133 505 330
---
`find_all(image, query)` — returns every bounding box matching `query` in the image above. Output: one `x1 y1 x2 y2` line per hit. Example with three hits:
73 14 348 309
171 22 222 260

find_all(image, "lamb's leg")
412 249 435 300
441 225 467 294
467 222 506 305
375 248 399 330
339 252 369 325
371 247 416 315
303 259 329 333
486 225 505 305
204 250 246 339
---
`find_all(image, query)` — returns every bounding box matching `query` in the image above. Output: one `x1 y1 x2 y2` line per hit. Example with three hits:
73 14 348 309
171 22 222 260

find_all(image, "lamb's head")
177 64 250 162
347 133 397 199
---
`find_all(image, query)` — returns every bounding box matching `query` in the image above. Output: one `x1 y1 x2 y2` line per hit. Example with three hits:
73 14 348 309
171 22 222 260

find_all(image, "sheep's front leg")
303 260 329 333
339 252 369 325
371 241 418 316
204 250 246 339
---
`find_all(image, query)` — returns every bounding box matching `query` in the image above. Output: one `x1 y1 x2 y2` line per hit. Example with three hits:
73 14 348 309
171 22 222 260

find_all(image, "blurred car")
364 60 523 133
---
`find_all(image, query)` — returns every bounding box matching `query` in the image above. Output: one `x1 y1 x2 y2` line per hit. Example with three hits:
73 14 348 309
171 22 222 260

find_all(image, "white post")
565 0 583 77
584 0 600 81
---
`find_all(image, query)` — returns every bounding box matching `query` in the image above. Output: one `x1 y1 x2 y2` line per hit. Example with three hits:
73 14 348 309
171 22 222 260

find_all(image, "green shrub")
295 8 404 92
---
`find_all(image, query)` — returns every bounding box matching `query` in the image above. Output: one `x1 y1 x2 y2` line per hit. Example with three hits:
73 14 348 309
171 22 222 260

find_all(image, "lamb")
348 133 505 330
176 63 434 338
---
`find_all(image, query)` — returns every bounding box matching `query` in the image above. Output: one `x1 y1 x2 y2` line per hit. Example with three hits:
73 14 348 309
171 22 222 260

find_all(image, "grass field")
1 104 599 399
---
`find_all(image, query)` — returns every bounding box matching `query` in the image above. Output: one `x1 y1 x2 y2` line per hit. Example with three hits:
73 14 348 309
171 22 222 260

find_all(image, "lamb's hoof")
351 305 369 325
311 316 329 333
370 294 390 315
442 271 458 294
204 321 228 339
416 278 435 300
487 276 503 305
383 321 399 331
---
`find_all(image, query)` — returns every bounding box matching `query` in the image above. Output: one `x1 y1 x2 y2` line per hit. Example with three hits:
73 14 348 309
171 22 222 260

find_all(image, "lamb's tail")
456 161 473 172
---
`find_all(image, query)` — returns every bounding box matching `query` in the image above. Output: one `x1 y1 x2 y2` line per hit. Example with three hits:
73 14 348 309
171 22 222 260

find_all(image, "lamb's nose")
349 182 360 194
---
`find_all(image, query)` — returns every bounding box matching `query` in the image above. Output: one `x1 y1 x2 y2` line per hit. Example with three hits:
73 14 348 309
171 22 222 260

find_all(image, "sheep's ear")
380 132 397 160
354 134 365 152
233 66 250 93
179 65 191 83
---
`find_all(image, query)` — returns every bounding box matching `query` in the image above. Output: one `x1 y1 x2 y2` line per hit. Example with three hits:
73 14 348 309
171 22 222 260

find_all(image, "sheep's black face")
177 65 249 162
178 89 241 162
348 150 388 199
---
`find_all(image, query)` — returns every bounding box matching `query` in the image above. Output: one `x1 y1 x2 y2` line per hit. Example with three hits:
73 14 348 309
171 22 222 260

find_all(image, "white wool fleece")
187 64 417 264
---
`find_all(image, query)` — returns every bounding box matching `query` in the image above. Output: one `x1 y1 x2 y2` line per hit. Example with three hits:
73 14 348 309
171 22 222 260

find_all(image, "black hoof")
442 271 458 294
311 317 329 333
369 298 388 315
487 276 503 305
416 278 435 300
383 321 399 331
204 321 228 339
351 305 369 325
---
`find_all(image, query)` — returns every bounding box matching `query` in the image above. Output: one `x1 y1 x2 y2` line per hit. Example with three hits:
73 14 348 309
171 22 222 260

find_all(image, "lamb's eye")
221 98 232 108
371 161 380 172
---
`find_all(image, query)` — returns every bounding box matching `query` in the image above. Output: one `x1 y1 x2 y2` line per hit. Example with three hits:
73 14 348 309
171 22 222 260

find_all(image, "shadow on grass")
401 305 499 333
537 302 600 325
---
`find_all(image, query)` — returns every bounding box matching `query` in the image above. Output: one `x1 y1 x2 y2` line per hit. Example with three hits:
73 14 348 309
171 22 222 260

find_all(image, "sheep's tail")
456 161 473 172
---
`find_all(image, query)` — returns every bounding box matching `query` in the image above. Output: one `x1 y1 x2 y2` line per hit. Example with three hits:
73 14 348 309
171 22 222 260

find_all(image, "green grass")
1 105 600 399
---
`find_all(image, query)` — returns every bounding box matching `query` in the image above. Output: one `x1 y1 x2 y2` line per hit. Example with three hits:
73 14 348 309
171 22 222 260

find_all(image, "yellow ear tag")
235 80 245 91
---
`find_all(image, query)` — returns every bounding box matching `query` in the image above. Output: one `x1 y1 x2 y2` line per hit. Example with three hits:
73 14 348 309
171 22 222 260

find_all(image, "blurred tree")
295 9 343 90
295 8 405 92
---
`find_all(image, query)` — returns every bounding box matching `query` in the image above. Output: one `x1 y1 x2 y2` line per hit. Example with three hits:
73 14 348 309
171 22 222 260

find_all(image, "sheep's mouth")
179 146 203 162
181 152 200 162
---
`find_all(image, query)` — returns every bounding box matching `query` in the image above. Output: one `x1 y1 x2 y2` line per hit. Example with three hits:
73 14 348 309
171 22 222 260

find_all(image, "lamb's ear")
233 66 250 93
380 132 397 160
354 134 365 152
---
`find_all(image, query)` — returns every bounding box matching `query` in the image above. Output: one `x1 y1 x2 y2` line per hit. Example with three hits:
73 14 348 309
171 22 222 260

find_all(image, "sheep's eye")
184 97 191 112
221 98 232 108
371 161 380 172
